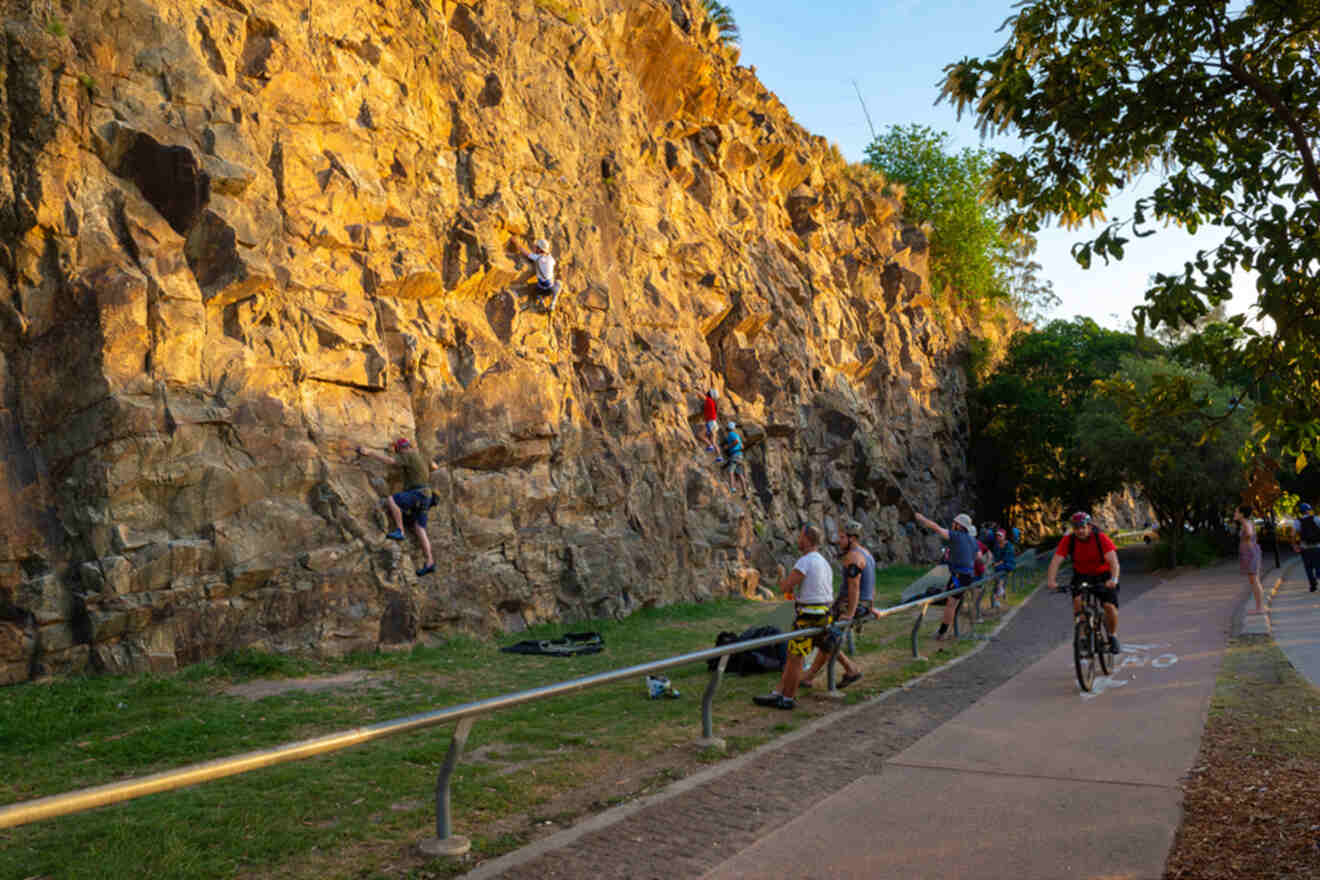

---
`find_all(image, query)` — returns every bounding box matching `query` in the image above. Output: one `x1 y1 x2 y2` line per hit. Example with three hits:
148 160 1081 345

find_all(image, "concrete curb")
459 584 1045 879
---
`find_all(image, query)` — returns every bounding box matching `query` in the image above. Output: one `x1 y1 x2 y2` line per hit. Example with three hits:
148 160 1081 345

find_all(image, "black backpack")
1300 515 1320 545
707 625 786 675
1066 529 1106 560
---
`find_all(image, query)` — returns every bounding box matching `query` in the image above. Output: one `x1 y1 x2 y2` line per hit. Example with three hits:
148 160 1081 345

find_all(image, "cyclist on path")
1046 512 1122 653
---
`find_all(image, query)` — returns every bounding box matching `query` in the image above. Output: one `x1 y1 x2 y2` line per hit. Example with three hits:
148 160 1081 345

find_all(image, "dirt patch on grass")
1166 636 1320 879
223 670 389 700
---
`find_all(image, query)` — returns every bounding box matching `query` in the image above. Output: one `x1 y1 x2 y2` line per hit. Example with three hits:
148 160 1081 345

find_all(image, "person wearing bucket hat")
354 437 440 576
719 419 748 496
914 510 988 641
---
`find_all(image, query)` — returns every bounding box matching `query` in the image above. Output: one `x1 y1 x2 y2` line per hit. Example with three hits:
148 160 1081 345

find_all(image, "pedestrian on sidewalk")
799 519 872 690
355 437 439 577
1235 505 1265 614
913 511 985 641
1292 502 1320 592
754 524 834 710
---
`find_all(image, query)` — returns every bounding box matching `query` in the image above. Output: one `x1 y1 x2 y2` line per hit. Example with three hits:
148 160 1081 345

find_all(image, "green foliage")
699 0 740 46
941 0 1320 465
970 317 1159 521
44 17 66 37
1078 356 1251 565
865 125 1005 304
1151 534 1222 569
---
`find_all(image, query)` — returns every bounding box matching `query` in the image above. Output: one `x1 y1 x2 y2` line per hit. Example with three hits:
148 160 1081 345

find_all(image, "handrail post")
911 602 927 659
697 655 729 750
419 716 475 857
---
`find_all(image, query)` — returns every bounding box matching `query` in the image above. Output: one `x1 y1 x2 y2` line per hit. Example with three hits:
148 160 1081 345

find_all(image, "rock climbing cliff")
0 0 989 682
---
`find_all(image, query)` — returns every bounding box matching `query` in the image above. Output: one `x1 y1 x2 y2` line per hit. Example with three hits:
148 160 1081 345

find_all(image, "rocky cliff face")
0 0 982 683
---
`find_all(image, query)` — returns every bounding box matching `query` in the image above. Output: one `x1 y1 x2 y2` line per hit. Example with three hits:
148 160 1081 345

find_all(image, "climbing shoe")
752 692 783 707
386 529 404 540
416 563 436 577
1109 635 1121 655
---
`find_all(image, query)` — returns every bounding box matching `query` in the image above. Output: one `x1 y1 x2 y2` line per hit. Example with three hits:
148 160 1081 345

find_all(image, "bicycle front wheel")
1074 617 1096 691
1097 617 1112 676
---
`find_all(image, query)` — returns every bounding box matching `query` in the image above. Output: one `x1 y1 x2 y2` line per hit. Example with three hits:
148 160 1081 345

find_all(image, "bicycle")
1067 580 1115 692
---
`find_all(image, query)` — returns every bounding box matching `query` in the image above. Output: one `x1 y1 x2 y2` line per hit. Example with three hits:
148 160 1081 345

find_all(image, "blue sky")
732 1 1258 328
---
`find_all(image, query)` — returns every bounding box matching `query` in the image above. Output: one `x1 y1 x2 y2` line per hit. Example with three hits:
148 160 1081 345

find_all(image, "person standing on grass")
800 519 873 690
913 511 985 642
1235 505 1265 614
753 524 834 711
1292 502 1320 593
355 438 439 577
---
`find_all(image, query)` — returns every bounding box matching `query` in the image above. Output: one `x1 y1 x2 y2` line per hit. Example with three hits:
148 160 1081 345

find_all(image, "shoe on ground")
772 695 796 710
752 692 783 707
839 671 863 689
1109 635 1121 654
386 529 404 541
416 563 436 577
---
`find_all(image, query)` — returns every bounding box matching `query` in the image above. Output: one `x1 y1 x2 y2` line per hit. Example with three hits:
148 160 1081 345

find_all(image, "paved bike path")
1269 561 1320 688
703 562 1244 880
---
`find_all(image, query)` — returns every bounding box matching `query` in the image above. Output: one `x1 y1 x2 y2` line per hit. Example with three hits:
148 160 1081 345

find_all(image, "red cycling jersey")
1054 530 1116 576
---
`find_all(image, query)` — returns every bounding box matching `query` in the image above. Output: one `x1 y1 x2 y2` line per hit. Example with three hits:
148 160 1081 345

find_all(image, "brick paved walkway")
464 551 1161 880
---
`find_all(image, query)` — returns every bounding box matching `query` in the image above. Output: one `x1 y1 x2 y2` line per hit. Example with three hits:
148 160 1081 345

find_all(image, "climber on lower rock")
355 437 439 577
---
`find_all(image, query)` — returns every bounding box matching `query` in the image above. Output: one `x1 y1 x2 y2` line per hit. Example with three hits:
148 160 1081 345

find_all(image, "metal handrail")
0 556 1048 853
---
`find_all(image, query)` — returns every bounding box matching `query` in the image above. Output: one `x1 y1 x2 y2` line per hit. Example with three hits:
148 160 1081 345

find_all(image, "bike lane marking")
1081 642 1179 701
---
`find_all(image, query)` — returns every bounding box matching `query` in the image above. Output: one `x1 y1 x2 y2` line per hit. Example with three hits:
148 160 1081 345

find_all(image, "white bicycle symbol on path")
1080 642 1179 701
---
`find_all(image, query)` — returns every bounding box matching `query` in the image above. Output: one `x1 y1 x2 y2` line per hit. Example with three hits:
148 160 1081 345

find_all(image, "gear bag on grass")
706 625 785 675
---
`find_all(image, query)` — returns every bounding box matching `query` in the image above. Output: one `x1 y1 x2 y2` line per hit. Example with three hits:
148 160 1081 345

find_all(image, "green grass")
0 564 1028 879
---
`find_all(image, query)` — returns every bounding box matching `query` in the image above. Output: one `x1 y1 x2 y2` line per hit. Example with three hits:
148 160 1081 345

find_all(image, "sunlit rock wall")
0 0 983 681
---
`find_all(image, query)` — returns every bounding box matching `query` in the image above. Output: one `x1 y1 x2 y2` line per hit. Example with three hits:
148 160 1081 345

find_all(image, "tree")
699 0 740 45
970 317 1156 522
864 124 1055 316
942 1 1320 466
1077 356 1252 565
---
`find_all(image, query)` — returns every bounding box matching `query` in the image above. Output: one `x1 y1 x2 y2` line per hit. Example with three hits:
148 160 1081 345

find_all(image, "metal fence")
0 552 1050 855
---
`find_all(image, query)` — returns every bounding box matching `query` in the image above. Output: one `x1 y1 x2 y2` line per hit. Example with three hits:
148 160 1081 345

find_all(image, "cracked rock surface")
0 0 993 682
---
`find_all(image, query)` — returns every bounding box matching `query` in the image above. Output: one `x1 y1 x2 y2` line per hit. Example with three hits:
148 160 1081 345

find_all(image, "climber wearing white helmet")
720 420 748 496
519 237 561 308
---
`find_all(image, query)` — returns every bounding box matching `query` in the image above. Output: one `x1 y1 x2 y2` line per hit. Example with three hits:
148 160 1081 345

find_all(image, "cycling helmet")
1301 502 1313 513
393 438 411 452
843 519 863 537
727 420 737 430
1070 512 1091 527
709 388 717 399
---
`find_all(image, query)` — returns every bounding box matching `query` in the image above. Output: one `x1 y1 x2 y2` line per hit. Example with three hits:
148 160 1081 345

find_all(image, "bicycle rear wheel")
1073 616 1096 691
